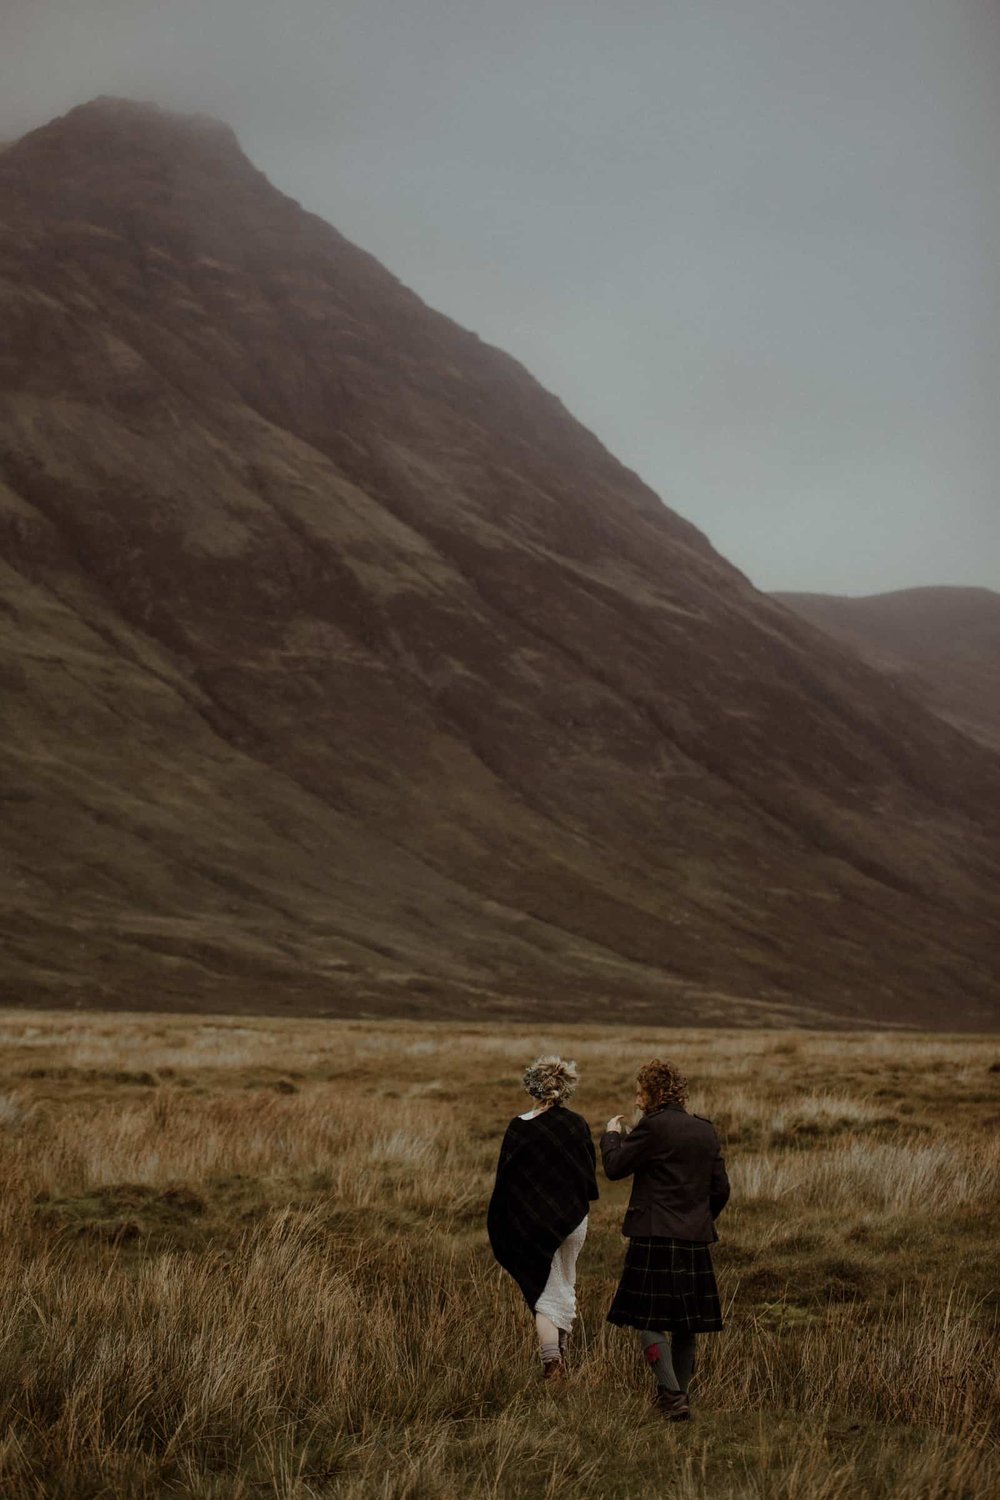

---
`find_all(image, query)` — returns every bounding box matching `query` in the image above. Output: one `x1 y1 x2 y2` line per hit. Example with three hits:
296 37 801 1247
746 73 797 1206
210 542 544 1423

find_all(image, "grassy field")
0 1012 996 1498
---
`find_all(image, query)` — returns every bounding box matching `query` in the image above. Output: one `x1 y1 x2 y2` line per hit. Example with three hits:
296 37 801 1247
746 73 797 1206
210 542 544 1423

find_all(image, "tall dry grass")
0 1011 996 1497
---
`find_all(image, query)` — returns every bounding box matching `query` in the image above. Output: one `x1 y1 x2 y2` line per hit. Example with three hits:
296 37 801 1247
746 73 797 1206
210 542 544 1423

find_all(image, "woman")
601 1058 730 1421
488 1055 599 1381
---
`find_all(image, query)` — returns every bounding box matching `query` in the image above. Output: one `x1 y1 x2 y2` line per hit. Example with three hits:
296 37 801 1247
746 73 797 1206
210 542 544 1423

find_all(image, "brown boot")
654 1388 691 1421
542 1358 566 1383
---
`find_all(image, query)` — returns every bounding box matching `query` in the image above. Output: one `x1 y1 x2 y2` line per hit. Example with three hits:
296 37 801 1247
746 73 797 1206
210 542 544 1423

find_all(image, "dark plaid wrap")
487 1105 598 1311
607 1237 723 1332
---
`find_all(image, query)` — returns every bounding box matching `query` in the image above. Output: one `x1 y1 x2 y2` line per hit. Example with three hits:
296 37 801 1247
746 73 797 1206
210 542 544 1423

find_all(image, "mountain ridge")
775 586 1000 751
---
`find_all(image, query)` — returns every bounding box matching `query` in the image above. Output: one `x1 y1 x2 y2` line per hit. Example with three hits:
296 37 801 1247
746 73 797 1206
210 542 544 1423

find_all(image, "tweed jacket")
600 1103 730 1242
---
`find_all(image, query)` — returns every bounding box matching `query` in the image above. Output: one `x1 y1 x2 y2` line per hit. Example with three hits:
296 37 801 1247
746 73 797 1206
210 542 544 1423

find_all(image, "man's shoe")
654 1388 691 1420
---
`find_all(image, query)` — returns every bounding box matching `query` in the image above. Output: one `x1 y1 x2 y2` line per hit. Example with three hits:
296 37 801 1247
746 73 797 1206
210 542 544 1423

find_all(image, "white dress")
519 1107 588 1332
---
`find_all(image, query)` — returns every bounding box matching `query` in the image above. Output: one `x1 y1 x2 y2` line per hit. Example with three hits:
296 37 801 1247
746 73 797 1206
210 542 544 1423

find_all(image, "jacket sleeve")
600 1113 656 1180
709 1136 731 1220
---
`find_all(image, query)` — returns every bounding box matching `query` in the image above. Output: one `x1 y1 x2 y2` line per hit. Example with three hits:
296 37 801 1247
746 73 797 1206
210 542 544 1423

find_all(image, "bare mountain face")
1 99 998 1028
775 588 1000 753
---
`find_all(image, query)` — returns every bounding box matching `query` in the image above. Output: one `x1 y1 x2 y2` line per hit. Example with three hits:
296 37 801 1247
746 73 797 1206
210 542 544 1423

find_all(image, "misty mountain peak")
5 96 252 186
0 96 275 251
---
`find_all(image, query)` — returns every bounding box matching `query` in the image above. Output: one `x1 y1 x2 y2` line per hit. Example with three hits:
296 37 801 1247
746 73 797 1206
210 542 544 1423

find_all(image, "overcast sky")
4 0 998 595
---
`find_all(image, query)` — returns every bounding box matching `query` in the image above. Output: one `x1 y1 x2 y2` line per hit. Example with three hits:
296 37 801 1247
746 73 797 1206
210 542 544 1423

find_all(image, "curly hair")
636 1058 688 1111
522 1054 579 1104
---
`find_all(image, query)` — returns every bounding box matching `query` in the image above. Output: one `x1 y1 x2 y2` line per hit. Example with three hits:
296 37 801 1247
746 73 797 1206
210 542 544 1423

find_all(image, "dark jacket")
600 1104 730 1242
488 1104 599 1310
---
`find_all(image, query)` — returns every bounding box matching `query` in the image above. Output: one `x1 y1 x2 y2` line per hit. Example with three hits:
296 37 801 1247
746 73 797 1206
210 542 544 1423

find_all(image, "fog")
4 0 998 594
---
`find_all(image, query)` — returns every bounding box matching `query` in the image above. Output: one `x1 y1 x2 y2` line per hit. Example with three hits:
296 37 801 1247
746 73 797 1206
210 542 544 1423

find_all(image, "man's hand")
605 1114 625 1133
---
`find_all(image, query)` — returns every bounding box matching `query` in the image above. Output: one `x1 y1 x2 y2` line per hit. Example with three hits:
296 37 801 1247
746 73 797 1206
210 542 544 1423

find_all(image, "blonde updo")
522 1055 579 1104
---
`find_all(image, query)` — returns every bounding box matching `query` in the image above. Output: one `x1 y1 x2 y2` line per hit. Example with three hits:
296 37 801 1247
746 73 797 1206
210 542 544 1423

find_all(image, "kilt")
607 1237 723 1333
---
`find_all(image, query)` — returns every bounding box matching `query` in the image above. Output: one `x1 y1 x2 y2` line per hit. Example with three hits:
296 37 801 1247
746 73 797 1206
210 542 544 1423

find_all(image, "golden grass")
0 1010 996 1497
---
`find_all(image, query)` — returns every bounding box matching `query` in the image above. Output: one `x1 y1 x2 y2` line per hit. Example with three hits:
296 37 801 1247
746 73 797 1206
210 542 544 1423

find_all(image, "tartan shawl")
487 1104 599 1311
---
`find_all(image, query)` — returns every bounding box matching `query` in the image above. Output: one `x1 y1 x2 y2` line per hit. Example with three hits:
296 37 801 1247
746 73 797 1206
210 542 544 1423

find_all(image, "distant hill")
1 99 999 1027
774 588 1000 751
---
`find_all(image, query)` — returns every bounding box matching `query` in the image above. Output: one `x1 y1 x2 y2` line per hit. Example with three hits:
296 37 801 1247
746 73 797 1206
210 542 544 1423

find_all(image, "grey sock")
540 1341 561 1364
639 1330 680 1392
672 1332 696 1393
558 1327 569 1355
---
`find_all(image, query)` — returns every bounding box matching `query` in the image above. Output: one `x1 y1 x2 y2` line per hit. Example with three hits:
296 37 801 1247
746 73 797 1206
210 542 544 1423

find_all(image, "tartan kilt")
607 1237 723 1332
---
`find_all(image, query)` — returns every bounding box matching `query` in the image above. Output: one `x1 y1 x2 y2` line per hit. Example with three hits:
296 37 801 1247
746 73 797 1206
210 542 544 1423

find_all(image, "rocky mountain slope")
775 587 1000 752
1 99 998 1027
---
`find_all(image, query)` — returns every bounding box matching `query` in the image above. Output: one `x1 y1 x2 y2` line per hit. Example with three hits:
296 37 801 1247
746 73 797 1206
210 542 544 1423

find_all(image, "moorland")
0 1011 996 1497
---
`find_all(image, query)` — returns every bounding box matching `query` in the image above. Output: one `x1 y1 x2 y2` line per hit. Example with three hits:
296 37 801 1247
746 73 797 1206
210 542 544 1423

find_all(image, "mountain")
1 98 998 1028
774 588 1000 752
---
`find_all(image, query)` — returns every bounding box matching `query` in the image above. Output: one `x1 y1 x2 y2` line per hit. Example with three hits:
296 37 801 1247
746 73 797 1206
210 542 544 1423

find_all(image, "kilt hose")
607 1237 723 1333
